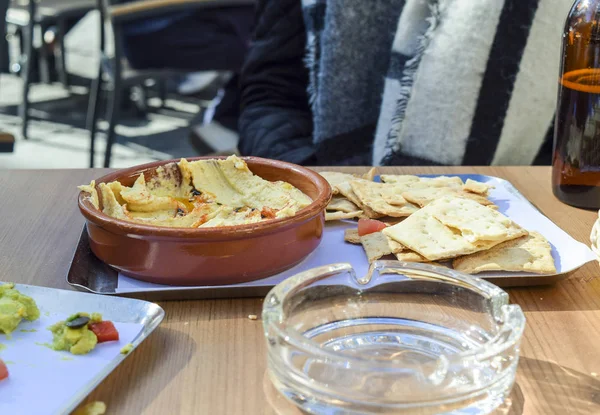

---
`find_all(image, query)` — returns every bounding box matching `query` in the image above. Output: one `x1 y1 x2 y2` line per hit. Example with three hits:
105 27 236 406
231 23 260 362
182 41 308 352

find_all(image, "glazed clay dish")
78 156 332 286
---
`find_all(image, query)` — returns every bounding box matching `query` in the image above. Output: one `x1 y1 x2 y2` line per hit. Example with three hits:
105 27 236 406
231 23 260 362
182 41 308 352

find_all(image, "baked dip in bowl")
78 156 332 286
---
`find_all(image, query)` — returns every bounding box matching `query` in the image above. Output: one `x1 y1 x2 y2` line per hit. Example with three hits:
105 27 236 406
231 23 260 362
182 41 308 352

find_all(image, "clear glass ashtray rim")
262 261 526 371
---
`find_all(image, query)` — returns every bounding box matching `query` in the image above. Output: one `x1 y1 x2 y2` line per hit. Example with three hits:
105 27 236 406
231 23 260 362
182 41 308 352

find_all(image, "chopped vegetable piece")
89 321 119 343
0 283 40 337
49 320 97 355
73 401 107 415
357 218 388 236
90 313 103 323
260 207 277 219
65 316 90 329
0 359 8 381
120 343 134 354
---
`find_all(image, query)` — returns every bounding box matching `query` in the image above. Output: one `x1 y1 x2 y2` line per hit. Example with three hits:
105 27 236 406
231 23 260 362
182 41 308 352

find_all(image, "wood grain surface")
1 166 599 415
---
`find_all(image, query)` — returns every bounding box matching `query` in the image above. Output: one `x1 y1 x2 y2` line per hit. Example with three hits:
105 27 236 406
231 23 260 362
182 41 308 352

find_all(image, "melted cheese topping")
79 156 312 228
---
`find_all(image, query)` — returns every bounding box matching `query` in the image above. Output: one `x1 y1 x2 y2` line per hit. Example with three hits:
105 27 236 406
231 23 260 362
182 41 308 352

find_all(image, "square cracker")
336 181 383 219
402 187 494 208
360 232 404 262
325 210 363 221
395 250 429 262
402 187 459 207
362 167 377 181
320 170 377 196
380 185 409 206
350 180 419 217
344 228 361 244
383 209 479 260
382 206 502 261
420 176 464 188
319 172 357 195
463 179 493 195
327 197 360 213
380 175 421 184
427 196 526 243
453 231 556 274
380 175 463 189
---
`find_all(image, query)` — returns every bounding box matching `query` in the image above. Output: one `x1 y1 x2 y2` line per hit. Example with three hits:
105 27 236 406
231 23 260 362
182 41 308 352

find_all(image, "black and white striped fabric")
302 0 571 166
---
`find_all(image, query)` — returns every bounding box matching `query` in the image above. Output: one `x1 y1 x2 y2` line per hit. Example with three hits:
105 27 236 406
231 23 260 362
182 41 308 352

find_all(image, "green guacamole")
0 283 40 337
49 312 102 355
120 343 133 355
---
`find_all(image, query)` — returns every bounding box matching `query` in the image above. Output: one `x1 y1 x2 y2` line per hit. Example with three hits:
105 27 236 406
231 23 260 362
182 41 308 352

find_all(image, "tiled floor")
0 73 215 169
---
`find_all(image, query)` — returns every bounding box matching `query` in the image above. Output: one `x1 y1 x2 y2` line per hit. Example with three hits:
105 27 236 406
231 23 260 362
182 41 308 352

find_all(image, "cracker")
362 167 377 181
380 185 409 206
458 191 496 207
334 181 361 205
402 187 494 208
336 181 383 219
351 180 419 217
395 250 429 262
380 175 421 184
463 179 493 195
383 210 478 260
319 172 354 195
428 196 526 243
386 236 405 254
320 171 377 196
380 175 463 190
453 231 556 274
325 210 363 221
382 206 502 261
402 187 458 208
379 217 406 226
360 232 398 262
420 176 464 188
344 228 361 244
327 197 360 213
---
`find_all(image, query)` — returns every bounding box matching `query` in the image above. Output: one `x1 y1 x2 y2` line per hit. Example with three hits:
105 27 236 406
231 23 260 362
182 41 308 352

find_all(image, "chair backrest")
101 0 255 23
95 0 255 65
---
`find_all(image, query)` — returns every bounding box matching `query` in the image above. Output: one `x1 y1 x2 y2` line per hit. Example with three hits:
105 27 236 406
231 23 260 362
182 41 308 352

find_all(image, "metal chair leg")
86 67 102 168
0 0 8 75
38 25 50 84
158 78 167 108
20 2 35 140
103 78 122 168
56 18 68 88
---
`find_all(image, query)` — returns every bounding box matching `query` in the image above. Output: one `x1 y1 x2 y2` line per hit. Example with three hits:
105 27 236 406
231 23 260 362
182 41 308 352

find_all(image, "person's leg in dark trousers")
214 74 241 132
123 6 254 132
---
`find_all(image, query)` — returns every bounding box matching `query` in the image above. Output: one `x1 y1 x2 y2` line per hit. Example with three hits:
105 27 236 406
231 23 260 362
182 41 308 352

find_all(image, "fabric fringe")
304 33 320 113
381 1 442 165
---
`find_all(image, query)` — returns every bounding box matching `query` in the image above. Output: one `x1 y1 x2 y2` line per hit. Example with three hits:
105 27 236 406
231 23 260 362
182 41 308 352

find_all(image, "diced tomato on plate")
89 321 120 343
0 359 8 381
357 218 388 236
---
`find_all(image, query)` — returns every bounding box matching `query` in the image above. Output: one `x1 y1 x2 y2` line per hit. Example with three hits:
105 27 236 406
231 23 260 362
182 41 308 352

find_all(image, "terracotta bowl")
78 156 332 286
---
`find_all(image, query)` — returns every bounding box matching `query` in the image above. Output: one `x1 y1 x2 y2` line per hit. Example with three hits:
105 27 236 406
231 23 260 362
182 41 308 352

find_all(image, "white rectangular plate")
68 174 597 299
0 283 164 414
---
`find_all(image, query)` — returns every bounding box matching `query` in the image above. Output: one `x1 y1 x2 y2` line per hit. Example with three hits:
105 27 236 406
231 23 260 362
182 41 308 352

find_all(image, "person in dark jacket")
239 0 568 166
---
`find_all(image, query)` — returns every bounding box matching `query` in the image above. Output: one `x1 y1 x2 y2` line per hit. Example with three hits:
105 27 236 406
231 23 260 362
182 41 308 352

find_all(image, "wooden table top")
1 166 599 415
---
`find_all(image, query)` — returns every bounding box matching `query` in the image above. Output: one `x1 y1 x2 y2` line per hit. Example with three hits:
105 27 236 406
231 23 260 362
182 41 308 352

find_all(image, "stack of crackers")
320 171 556 275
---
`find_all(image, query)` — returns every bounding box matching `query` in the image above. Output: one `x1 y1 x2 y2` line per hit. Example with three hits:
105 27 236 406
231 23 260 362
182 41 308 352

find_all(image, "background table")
1 166 599 415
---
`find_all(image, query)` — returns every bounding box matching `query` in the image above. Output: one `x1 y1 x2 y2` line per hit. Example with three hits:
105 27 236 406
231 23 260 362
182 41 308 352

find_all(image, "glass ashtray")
262 261 525 415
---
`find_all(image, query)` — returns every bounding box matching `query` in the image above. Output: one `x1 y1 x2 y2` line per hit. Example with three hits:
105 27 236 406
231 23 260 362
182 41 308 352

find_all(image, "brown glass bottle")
553 0 600 209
